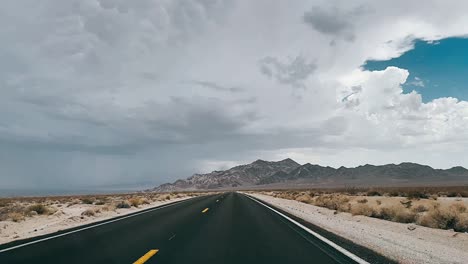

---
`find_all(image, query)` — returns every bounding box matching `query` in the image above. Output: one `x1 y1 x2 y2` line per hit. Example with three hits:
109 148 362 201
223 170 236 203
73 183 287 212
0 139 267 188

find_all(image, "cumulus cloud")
1 0 468 190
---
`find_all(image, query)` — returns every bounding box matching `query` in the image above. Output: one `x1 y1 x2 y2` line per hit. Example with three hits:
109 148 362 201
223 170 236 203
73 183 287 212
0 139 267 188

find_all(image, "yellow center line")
133 249 159 264
202 208 209 213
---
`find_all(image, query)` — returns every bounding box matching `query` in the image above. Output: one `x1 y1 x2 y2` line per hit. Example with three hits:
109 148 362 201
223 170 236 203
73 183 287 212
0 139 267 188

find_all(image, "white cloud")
409 76 425 87
2 0 468 188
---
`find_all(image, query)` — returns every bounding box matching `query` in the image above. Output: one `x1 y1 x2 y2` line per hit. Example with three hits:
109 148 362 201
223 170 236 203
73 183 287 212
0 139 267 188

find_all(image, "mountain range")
150 158 468 192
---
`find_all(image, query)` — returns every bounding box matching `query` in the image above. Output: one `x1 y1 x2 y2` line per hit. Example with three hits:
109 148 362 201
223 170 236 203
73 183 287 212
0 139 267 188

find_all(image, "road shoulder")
247 192 468 264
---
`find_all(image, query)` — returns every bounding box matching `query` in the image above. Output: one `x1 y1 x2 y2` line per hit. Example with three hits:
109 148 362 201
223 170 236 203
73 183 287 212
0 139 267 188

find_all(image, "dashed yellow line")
202 208 209 213
133 249 159 264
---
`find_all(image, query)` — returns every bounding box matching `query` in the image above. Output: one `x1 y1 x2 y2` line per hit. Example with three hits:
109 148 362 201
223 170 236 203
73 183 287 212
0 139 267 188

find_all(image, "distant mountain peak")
149 160 468 192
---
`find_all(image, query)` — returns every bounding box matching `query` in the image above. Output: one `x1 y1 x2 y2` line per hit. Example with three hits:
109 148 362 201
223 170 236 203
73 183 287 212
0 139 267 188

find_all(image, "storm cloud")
1 0 468 191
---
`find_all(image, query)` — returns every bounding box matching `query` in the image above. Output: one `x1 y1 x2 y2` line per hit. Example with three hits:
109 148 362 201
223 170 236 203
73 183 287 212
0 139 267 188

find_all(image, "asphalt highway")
0 192 369 264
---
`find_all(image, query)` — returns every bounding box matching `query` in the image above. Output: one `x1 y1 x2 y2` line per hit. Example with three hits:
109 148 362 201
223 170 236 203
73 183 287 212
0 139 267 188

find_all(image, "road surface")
0 192 371 264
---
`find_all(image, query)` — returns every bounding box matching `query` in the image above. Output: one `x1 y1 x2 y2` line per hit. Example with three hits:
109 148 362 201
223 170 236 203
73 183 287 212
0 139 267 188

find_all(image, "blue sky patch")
364 37 468 102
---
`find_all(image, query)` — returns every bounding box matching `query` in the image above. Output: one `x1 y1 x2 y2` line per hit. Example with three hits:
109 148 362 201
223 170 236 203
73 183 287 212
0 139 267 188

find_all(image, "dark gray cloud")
303 5 369 42
259 56 317 88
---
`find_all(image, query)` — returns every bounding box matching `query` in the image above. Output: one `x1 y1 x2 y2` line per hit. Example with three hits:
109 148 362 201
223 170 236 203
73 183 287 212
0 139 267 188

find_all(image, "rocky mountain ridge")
151 159 468 192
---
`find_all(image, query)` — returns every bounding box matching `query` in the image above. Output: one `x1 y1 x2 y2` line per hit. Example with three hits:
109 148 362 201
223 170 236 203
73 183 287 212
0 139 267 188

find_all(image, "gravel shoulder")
0 196 193 245
249 192 468 264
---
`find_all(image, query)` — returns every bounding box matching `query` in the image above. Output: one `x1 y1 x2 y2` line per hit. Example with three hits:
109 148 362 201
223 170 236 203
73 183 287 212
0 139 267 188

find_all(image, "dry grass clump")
350 204 375 217
449 203 466 213
115 201 131 209
400 200 413 208
313 194 350 211
417 208 456 230
129 198 144 207
101 204 116 212
366 190 382 196
295 194 312 204
27 204 49 215
140 198 150 205
454 213 468 232
394 210 417 223
81 209 96 217
80 197 95 205
412 204 429 213
8 212 25 222
417 203 468 232
357 198 368 204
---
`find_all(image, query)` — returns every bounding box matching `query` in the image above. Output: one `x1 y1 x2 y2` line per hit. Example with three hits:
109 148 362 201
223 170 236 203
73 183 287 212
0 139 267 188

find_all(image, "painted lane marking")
216 200 219 202
202 208 209 213
133 249 159 264
244 194 369 264
168 234 176 241
0 196 205 253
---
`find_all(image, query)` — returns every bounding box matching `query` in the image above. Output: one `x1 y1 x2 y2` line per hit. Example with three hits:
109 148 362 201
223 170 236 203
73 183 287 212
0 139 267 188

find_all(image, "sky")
365 38 468 102
1 0 468 192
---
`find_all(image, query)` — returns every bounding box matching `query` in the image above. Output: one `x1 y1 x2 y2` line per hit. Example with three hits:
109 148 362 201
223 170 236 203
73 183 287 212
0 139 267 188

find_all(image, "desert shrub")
102 205 116 212
454 213 468 232
0 200 10 207
376 200 382 205
314 195 350 211
165 195 171 200
67 199 81 207
8 212 25 222
374 205 415 223
447 191 460 197
295 194 312 204
417 208 457 230
129 198 142 207
400 200 413 208
350 204 375 217
116 201 131 209
94 200 105 205
393 209 417 223
367 190 382 196
387 191 400 197
81 209 95 217
377 206 397 221
357 198 368 204
449 203 466 213
412 204 429 213
140 198 151 205
81 198 94 204
27 204 49 215
407 191 429 199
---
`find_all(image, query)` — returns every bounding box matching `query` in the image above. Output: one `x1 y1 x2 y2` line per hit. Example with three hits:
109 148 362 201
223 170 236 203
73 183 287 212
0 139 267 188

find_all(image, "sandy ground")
0 196 193 245
249 193 468 264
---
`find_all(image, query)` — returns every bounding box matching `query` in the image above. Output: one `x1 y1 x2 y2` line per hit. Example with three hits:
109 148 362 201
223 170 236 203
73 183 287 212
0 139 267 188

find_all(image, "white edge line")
244 194 369 264
0 196 200 253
